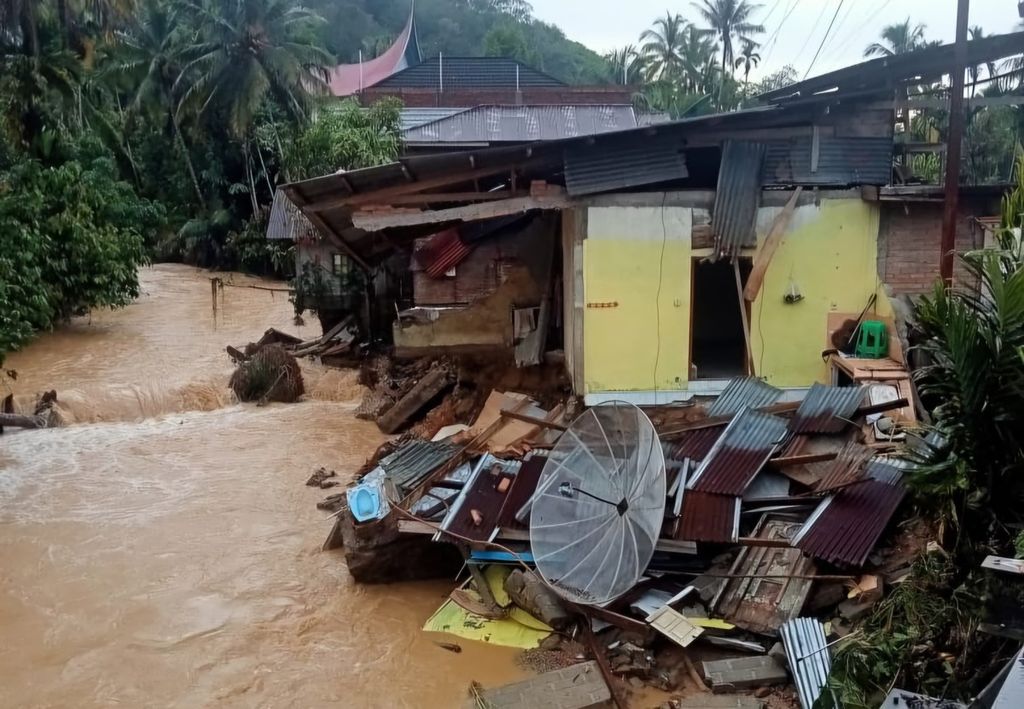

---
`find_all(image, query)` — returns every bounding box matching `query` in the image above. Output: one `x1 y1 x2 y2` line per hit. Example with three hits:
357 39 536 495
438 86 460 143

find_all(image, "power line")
817 0 857 58
761 0 784 26
793 0 833 69
762 0 800 65
829 0 893 59
803 0 846 79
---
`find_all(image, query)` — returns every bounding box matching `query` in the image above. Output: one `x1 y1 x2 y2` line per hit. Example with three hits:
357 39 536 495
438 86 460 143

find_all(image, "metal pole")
940 0 970 285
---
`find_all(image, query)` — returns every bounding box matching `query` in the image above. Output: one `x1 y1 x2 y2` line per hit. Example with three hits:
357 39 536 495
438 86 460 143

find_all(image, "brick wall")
877 196 997 295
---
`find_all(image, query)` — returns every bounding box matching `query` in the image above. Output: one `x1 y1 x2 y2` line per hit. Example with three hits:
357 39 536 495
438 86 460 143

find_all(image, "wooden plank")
770 452 839 467
351 194 574 230
733 259 755 376
659 401 800 437
500 409 567 432
576 603 649 635
743 187 803 302
360 190 528 206
376 368 453 434
853 398 910 418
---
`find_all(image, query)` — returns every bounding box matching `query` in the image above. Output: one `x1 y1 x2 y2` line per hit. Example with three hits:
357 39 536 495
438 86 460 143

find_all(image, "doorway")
690 258 752 379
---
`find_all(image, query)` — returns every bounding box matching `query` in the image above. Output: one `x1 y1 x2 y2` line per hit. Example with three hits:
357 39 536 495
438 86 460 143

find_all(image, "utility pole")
940 0 970 285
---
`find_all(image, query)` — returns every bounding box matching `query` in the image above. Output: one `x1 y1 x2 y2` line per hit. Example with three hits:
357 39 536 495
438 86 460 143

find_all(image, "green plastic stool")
855 320 889 359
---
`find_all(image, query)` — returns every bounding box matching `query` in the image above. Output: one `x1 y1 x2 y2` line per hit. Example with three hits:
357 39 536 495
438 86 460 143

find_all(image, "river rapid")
0 264 525 708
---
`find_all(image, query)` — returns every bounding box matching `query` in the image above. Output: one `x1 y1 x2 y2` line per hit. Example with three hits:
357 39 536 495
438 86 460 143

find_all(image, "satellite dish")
529 402 666 605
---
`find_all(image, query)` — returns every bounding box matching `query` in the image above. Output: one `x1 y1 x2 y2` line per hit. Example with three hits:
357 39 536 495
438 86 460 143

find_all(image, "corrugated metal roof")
762 136 892 186
267 189 317 241
667 425 725 462
676 491 739 543
688 408 789 496
403 105 637 144
793 479 906 567
564 131 689 196
379 439 460 495
399 107 466 131
712 140 766 254
707 377 784 418
781 618 832 709
417 228 471 277
789 383 866 434
371 56 565 90
814 441 873 493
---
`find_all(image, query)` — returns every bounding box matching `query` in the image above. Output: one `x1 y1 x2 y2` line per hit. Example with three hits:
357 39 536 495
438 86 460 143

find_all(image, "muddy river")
0 264 526 708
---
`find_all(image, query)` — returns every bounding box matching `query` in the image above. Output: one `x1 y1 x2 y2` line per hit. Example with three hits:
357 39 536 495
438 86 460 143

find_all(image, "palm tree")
691 0 765 107
864 18 926 58
640 12 688 82
174 0 333 139
966 27 996 96
679 23 717 93
734 37 760 84
113 0 203 205
606 45 644 85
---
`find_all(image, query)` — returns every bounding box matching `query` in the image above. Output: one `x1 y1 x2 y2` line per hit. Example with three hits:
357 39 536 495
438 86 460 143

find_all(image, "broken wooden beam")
351 194 573 231
376 368 453 434
500 409 567 432
853 398 910 418
744 187 803 302
770 452 839 467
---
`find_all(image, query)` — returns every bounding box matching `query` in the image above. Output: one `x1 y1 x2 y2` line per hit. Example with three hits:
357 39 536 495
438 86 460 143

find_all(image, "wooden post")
940 0 970 285
733 259 754 375
744 187 803 302
376 368 453 434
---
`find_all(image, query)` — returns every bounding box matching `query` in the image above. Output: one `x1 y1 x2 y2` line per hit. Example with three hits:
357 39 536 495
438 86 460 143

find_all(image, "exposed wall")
580 192 891 399
877 196 997 294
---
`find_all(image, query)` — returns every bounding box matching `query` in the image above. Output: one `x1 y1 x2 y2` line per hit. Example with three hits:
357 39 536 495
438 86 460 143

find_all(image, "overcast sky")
529 0 1019 80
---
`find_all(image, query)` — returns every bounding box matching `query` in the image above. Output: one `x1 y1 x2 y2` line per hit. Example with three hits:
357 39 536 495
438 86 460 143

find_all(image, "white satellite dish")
529 402 666 605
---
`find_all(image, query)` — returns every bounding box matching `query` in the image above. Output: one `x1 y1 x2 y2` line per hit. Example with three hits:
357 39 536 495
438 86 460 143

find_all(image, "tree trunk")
19 1 40 59
172 115 205 207
0 413 46 429
717 44 727 109
255 141 274 194
244 141 259 216
56 0 69 48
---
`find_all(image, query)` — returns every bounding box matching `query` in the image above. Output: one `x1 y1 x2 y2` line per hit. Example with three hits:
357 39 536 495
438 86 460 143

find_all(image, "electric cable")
803 0 846 79
792 0 833 71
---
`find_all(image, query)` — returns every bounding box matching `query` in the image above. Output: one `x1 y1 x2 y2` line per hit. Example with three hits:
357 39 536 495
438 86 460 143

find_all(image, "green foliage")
285 99 402 181
0 152 161 361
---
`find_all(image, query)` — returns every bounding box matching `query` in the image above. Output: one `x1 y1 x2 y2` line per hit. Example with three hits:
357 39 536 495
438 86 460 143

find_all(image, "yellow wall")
583 206 692 393
751 198 890 387
581 196 890 395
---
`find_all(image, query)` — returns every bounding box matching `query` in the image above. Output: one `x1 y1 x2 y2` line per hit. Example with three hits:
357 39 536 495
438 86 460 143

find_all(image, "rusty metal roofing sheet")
564 131 688 196
419 228 472 277
379 439 459 495
688 408 789 496
403 104 637 144
676 491 739 543
781 618 832 709
267 189 317 241
667 425 726 462
707 377 784 418
712 140 766 254
814 441 873 493
789 383 867 434
793 479 906 567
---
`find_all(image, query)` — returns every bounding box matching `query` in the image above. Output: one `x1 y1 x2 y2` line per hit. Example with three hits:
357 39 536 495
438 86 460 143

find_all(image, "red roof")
795 480 906 567
328 11 417 96
676 491 739 543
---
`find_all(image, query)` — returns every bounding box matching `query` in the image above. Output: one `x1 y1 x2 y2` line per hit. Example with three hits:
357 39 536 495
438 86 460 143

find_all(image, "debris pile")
318 375 932 708
228 344 304 403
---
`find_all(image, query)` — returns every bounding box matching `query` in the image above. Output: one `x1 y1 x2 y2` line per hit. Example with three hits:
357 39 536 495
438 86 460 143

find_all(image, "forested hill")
309 0 611 84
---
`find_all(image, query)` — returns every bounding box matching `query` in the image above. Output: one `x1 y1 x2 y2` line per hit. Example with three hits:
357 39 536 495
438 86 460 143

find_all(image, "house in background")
326 5 422 97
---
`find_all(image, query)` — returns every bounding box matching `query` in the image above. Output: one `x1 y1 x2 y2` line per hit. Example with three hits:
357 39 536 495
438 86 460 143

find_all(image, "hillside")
309 0 611 85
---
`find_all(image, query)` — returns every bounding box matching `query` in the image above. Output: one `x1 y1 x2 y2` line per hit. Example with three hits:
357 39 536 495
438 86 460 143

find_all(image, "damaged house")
277 30 1023 404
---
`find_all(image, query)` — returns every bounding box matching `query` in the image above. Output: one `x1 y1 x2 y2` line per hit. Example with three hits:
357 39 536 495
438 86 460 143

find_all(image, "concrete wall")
580 192 892 402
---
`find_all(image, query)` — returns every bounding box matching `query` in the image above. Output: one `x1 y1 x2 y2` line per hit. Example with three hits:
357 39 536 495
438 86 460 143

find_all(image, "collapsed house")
279 30 1022 404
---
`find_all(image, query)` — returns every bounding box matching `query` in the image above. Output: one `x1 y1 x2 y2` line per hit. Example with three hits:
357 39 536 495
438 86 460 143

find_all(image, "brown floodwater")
0 264 526 708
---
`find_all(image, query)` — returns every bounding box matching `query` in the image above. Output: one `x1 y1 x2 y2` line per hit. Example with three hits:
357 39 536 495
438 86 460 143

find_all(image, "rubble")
319 375 923 707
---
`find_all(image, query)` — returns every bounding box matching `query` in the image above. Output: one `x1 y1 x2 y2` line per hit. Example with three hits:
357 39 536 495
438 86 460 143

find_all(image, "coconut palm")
734 37 760 84
112 0 203 204
606 44 644 85
173 0 333 139
864 18 926 58
691 0 764 107
679 22 717 93
640 12 688 82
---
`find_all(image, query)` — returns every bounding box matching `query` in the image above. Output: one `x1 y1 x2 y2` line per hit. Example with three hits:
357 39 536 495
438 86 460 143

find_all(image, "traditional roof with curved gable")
328 4 422 97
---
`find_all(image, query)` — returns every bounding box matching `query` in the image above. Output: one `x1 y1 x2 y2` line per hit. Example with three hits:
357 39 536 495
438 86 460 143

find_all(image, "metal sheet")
793 480 906 567
789 383 866 434
266 189 317 241
404 105 637 144
676 491 739 543
762 136 892 186
712 140 766 253
379 439 460 495
440 454 521 542
688 408 789 496
707 377 784 418
716 516 815 635
399 107 466 131
564 132 688 196
668 425 726 462
781 618 832 709
814 441 873 493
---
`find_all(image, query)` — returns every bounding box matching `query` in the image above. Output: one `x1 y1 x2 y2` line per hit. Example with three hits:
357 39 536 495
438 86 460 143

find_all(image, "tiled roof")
403 104 637 145
370 56 565 90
